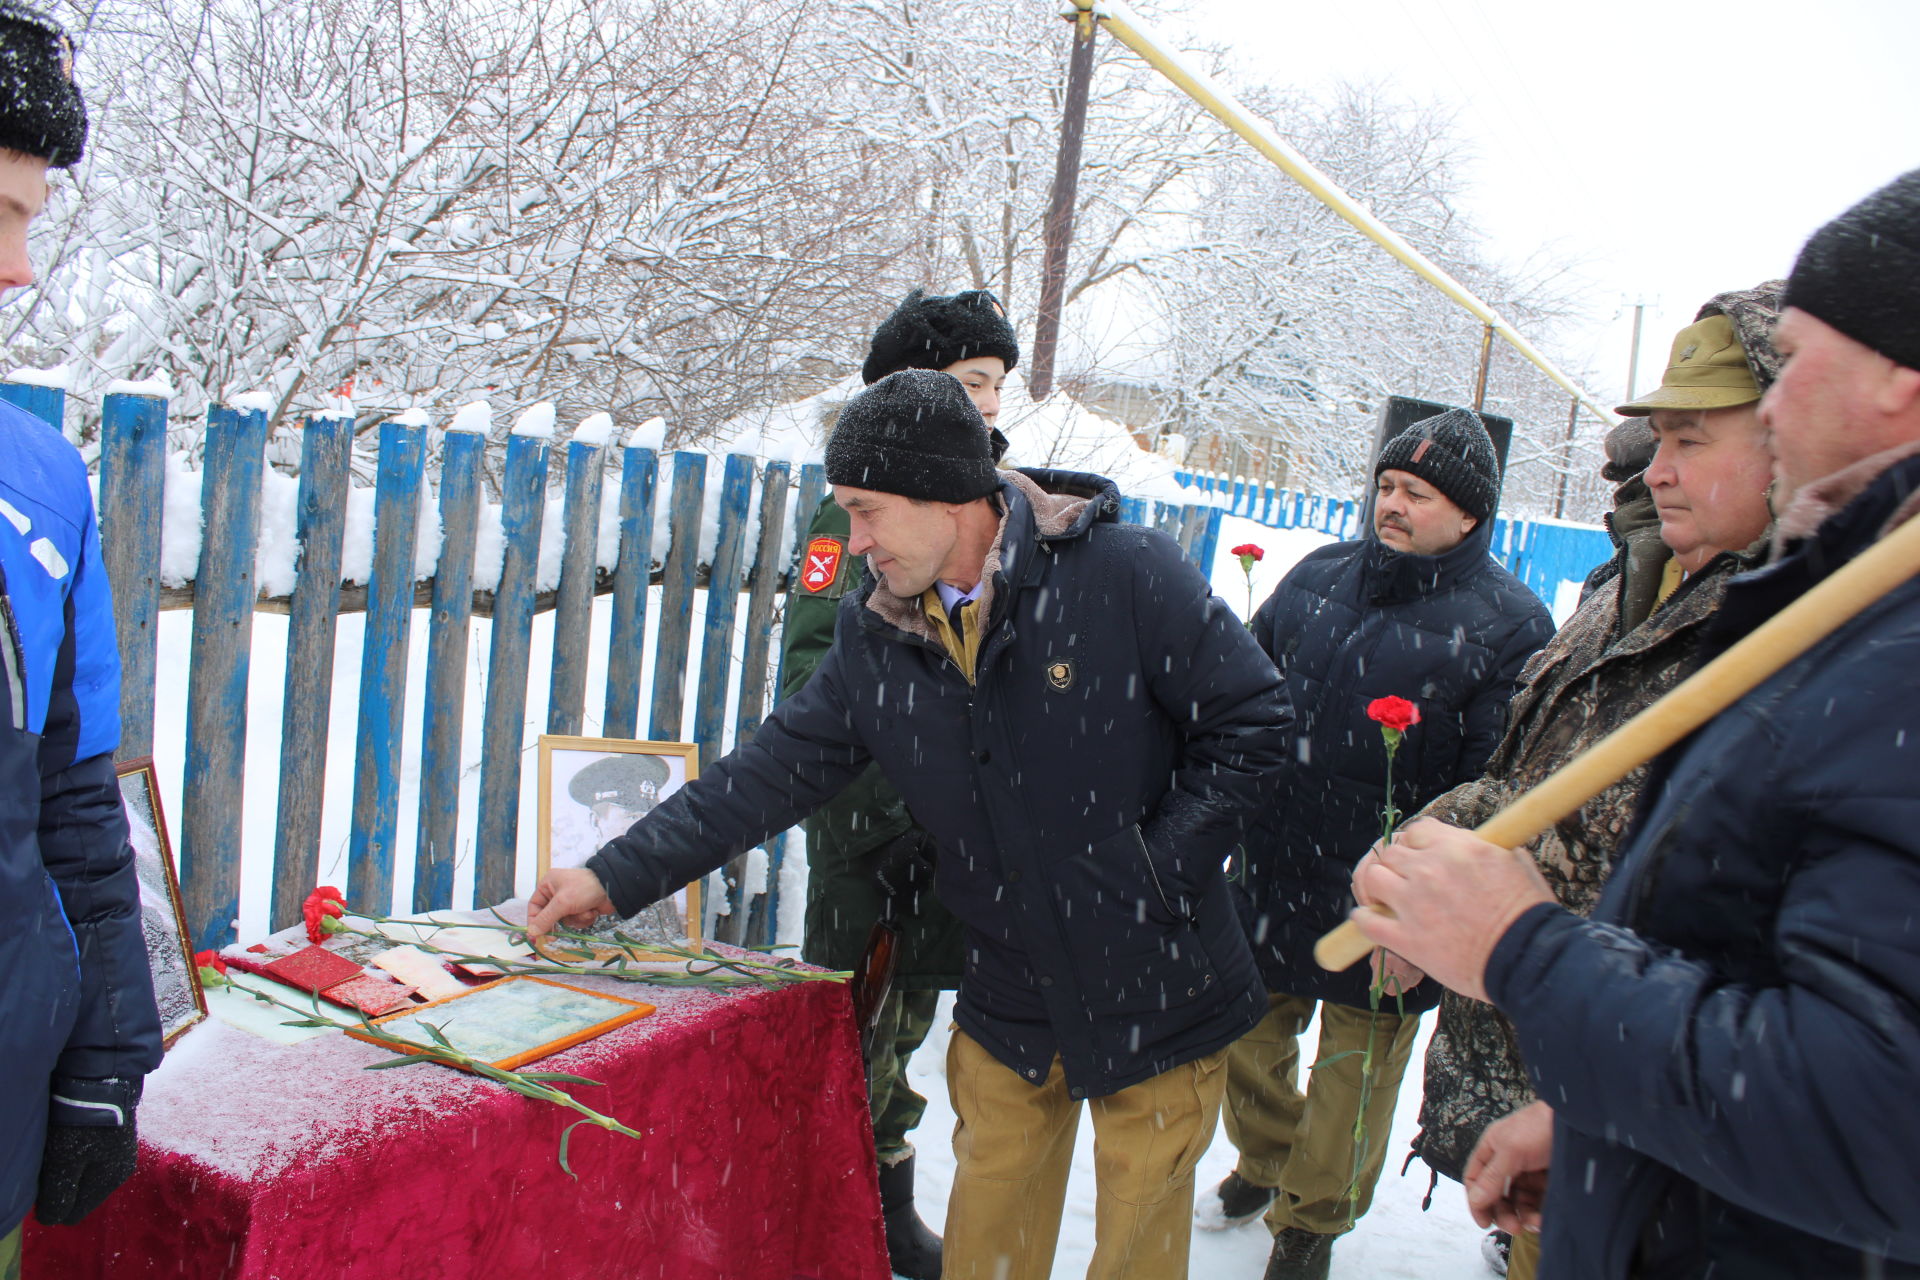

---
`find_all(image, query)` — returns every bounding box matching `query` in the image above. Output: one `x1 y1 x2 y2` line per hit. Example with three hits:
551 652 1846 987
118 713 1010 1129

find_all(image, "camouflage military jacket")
1411 538 1762 1181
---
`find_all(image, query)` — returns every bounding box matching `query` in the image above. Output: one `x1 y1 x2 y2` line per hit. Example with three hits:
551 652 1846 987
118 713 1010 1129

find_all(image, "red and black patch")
801 536 845 593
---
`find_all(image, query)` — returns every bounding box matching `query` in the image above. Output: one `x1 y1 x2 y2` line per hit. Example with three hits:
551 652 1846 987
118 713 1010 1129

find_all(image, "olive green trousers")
870 987 938 1164
1223 992 1419 1236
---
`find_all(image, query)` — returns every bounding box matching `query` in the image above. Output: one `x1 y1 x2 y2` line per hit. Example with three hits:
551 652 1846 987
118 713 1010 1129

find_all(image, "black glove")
37 1078 143 1226
871 827 939 915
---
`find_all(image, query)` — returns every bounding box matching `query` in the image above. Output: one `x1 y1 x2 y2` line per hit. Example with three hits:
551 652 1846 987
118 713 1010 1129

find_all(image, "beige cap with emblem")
1615 313 1762 416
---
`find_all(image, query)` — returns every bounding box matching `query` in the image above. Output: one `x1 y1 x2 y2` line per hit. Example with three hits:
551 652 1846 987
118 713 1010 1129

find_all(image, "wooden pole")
1316 509 1920 972
1473 323 1496 411
1027 11 1097 403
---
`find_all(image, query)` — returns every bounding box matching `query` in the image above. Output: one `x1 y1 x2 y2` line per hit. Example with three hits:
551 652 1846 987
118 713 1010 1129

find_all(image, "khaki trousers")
1223 992 1419 1236
1508 1226 1542 1280
944 1028 1227 1280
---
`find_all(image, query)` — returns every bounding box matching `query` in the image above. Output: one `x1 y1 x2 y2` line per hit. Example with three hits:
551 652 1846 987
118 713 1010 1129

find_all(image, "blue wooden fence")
1175 469 1612 607
7 381 1224 955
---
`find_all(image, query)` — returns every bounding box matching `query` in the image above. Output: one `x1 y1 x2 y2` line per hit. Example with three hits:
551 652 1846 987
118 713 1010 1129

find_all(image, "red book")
260 945 364 995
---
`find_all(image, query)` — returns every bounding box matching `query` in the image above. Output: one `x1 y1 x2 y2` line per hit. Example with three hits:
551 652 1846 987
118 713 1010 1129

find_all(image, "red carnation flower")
1366 696 1420 732
1231 543 1265 562
302 885 347 944
193 949 227 975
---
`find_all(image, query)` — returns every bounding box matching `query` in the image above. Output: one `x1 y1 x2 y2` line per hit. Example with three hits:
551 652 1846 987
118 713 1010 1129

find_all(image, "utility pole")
1625 300 1648 401
1028 10 1097 403
1472 323 1496 410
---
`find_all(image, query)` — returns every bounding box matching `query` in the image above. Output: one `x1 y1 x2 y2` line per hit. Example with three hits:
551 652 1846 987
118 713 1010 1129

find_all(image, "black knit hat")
1785 168 1920 373
862 288 1020 385
1374 407 1500 523
826 369 999 503
0 2 87 168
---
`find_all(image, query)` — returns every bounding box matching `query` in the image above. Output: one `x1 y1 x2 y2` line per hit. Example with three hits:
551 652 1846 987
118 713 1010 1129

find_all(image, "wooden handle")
1314 510 1920 972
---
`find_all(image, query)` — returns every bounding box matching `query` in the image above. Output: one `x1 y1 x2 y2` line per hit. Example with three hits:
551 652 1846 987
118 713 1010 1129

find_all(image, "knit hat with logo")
1374 407 1500 523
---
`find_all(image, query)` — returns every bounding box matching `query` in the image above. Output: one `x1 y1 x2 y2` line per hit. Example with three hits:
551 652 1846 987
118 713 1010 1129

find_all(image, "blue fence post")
96 389 169 762
726 459 791 947
270 413 352 930
347 418 427 916
179 401 269 949
603 441 659 739
649 452 707 742
476 430 551 907
1197 507 1223 578
415 422 483 913
695 456 754 945
761 461 825 945
547 423 608 736
1119 495 1147 525
0 379 63 431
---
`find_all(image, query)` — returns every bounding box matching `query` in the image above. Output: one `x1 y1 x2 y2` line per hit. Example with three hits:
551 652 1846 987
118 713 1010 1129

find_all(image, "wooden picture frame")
343 975 655 1071
536 735 702 946
115 756 208 1049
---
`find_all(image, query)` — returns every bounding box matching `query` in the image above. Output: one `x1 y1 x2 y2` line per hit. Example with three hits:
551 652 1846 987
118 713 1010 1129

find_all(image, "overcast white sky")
1165 0 1919 407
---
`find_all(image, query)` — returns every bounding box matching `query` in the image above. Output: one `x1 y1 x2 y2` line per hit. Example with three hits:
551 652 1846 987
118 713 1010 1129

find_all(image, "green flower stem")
320 915 849 989
220 976 643 1171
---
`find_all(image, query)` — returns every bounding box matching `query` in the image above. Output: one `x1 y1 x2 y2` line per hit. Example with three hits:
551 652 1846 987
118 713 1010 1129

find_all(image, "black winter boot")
877 1153 942 1280
1264 1226 1334 1280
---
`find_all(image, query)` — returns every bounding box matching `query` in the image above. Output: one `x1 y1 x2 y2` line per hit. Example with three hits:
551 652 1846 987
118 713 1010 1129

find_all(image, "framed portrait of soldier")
536 736 702 945
115 756 208 1049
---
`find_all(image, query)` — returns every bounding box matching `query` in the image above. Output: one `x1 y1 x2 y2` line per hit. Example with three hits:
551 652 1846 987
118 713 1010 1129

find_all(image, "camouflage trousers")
1 1221 19 1280
871 987 939 1164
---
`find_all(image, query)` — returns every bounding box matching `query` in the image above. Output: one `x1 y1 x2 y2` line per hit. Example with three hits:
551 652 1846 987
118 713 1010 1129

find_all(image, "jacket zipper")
0 565 26 732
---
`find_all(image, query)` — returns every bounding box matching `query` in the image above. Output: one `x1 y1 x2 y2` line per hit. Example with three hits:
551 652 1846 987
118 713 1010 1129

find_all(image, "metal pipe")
1068 0 1615 428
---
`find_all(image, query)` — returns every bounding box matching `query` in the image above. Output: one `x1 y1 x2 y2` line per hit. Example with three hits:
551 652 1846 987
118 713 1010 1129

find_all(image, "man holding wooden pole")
1350 169 1920 1279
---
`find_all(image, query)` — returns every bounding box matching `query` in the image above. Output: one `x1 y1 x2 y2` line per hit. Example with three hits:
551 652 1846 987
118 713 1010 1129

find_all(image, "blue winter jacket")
1236 523 1552 1010
1 399 162 1231
591 468 1289 1097
1488 447 1920 1279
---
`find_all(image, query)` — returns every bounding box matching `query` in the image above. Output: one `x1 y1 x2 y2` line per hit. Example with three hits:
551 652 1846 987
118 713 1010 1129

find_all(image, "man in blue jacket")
1211 408 1551 1280
531 368 1290 1279
1353 167 1920 1279
0 4 164 1267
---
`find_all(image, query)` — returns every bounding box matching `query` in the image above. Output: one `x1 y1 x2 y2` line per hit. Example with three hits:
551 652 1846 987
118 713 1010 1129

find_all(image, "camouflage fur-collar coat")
1409 535 1762 1181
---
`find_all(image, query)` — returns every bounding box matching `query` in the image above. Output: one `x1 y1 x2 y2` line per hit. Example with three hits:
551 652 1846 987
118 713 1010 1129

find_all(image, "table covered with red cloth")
26 970 890 1280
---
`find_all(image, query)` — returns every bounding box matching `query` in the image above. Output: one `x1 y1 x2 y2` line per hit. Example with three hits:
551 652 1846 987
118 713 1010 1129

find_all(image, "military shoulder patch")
801 536 845 593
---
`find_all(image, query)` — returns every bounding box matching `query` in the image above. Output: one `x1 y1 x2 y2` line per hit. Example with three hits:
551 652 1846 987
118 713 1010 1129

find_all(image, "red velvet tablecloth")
26 972 889 1280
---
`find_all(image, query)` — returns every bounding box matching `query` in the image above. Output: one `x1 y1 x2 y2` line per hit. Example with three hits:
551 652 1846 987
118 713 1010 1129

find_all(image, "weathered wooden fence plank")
179 403 268 949
718 461 789 946
97 391 168 761
759 462 826 944
414 426 483 913
692 454 753 764
269 414 352 930
347 421 426 915
602 444 659 739
0 380 63 431
476 433 551 906
648 452 706 742
547 436 605 736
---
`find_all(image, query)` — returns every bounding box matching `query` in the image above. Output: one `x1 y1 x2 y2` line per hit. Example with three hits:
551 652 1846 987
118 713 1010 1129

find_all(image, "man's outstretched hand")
527 867 616 939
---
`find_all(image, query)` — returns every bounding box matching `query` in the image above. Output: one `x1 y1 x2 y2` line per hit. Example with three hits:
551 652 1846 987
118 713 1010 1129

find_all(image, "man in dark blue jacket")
1354 168 1920 1279
531 369 1290 1279
1208 408 1551 1280
0 4 164 1265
